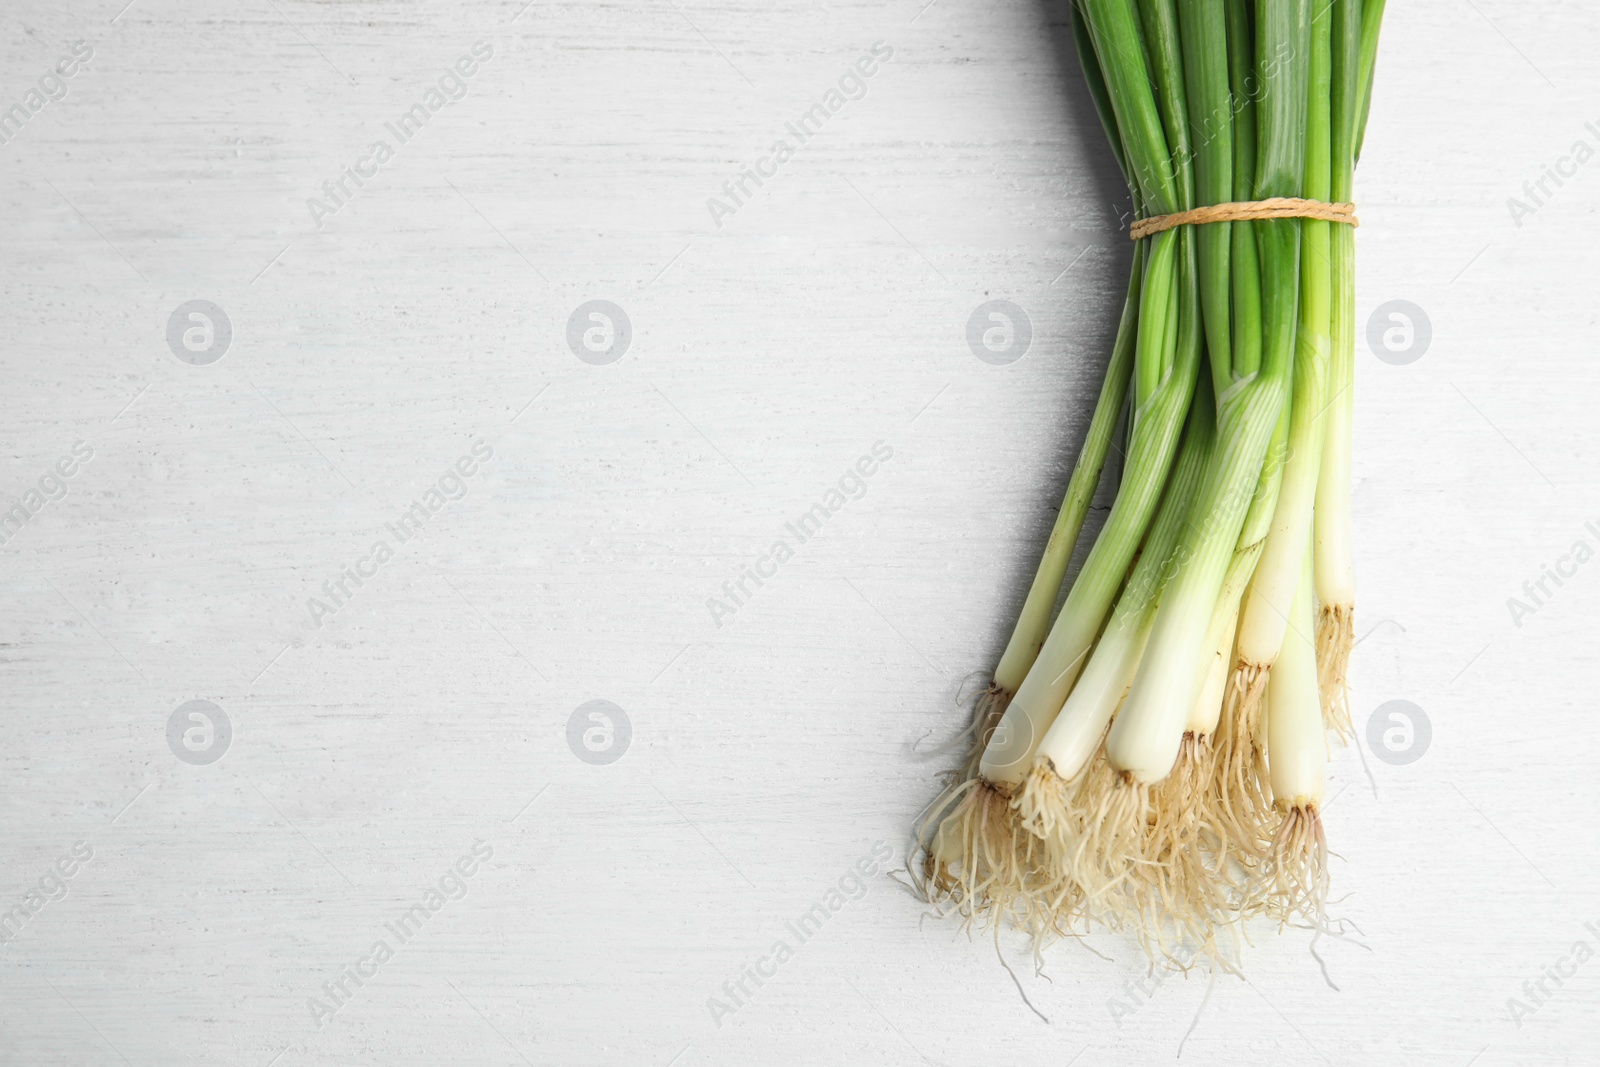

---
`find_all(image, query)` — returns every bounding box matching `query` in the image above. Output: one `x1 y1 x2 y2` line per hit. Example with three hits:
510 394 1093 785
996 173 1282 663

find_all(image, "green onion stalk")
1314 0 1385 738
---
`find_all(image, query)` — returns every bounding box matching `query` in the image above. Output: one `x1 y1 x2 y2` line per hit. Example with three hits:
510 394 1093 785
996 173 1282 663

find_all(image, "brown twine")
1129 197 1358 241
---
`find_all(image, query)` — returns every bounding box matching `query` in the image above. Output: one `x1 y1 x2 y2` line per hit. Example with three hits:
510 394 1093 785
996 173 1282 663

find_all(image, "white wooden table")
2 1 1597 1064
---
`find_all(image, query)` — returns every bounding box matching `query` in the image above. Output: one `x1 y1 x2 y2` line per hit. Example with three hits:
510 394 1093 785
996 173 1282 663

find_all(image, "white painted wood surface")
2 1 1598 1064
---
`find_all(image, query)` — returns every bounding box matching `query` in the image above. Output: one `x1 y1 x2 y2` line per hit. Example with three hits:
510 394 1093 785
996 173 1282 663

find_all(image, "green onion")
1315 0 1385 735
915 0 1389 962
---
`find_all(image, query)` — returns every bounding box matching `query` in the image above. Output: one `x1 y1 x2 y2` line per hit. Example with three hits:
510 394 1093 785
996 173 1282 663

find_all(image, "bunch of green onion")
914 0 1386 963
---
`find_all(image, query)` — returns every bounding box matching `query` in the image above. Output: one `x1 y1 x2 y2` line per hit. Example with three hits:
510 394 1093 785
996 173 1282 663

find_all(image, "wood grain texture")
2 1 1598 1064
